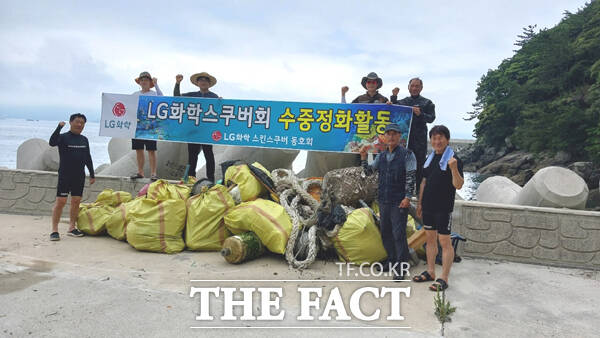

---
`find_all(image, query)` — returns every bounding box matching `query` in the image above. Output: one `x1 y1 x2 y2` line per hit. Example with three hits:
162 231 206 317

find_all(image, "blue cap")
384 123 402 133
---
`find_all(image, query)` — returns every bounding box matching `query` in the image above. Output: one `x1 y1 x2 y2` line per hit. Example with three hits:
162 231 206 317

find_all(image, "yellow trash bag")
224 162 271 202
370 201 417 240
106 197 145 241
333 208 387 264
186 185 235 251
224 199 292 254
147 179 191 201
95 189 132 206
77 203 115 235
126 198 187 254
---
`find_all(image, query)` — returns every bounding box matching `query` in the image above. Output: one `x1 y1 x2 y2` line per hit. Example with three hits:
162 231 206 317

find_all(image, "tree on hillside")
469 1 600 163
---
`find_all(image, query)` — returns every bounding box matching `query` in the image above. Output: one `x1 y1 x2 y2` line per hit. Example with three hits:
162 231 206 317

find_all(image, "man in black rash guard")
48 113 95 241
390 78 436 194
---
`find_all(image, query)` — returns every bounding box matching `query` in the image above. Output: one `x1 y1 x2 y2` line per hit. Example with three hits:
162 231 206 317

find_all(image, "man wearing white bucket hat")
130 71 163 181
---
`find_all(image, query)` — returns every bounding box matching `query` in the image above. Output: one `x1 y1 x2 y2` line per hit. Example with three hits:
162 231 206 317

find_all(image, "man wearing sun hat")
131 71 163 181
341 72 389 104
174 72 218 182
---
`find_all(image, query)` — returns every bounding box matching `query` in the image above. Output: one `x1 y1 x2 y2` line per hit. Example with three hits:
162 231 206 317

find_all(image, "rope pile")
271 169 322 270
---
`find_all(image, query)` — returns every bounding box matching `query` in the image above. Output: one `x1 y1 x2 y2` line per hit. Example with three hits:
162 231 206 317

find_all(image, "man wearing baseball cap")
174 72 218 182
360 123 416 281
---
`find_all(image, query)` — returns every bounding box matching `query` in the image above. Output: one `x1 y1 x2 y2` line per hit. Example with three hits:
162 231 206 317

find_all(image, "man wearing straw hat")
174 72 218 182
130 71 163 181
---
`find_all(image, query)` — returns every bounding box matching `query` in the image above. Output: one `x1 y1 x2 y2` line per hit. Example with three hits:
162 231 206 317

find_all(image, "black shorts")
422 211 452 235
132 139 157 151
57 174 85 197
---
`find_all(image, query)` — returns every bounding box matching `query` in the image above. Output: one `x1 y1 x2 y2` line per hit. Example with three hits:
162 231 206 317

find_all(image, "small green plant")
434 289 456 336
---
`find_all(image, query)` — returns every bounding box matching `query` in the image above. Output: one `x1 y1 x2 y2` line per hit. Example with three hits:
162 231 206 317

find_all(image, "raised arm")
448 157 464 189
360 146 380 176
153 78 163 96
390 87 400 104
174 74 183 96
341 86 348 104
49 122 65 146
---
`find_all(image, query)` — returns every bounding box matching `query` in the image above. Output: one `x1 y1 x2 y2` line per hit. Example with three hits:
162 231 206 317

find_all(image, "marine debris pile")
77 161 424 269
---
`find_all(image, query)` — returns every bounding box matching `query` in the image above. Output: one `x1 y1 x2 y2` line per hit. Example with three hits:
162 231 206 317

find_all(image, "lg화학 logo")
112 102 126 117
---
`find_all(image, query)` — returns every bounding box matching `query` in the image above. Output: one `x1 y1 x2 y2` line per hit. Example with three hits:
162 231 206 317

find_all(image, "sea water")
0 118 480 200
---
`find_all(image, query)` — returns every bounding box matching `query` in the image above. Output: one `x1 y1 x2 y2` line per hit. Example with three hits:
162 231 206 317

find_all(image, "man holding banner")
100 83 415 178
174 72 218 182
360 123 416 281
130 71 162 181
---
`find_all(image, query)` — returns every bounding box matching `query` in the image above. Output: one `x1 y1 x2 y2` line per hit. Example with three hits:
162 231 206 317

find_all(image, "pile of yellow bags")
224 199 292 254
77 189 132 235
333 208 388 264
186 184 235 251
79 164 298 257
224 162 271 201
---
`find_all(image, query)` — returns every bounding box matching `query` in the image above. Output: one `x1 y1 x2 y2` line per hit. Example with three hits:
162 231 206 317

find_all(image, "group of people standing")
47 70 464 292
350 72 464 291
129 71 219 182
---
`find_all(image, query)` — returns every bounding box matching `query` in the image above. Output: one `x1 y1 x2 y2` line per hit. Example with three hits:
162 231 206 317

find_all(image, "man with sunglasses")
341 72 389 104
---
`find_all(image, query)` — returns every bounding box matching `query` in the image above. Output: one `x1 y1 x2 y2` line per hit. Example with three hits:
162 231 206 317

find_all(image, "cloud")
0 0 591 138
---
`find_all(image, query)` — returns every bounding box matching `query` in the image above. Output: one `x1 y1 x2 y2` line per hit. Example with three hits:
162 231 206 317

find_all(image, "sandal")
130 173 144 179
150 175 159 181
429 278 449 291
413 271 435 283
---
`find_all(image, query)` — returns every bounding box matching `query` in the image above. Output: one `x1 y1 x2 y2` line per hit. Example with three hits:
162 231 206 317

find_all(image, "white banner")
100 93 139 138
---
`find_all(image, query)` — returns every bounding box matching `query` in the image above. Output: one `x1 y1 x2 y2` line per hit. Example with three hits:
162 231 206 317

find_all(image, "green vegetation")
468 1 600 163
434 289 456 336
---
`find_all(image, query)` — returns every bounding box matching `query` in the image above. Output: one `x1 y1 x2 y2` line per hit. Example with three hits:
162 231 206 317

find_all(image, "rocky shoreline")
457 142 600 210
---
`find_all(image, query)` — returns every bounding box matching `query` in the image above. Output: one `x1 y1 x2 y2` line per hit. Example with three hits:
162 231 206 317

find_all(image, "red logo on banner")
212 131 222 142
112 102 126 117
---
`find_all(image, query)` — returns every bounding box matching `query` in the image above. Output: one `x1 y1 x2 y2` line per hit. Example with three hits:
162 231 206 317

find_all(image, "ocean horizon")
0 118 480 199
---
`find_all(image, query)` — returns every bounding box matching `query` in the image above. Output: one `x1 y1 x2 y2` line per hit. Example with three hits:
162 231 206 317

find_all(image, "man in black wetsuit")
48 113 95 241
174 72 218 182
390 78 436 193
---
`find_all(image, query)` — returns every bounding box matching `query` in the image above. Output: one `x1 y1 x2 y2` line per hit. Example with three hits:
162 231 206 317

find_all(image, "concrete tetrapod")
107 138 132 164
298 151 360 178
98 141 188 180
476 176 522 205
513 166 589 209
16 138 58 171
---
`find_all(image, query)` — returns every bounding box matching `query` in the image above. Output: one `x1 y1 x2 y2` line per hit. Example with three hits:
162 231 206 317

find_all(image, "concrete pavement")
1 213 598 337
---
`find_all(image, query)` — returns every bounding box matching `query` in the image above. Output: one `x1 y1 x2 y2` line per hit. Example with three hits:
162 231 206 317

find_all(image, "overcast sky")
0 0 590 138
